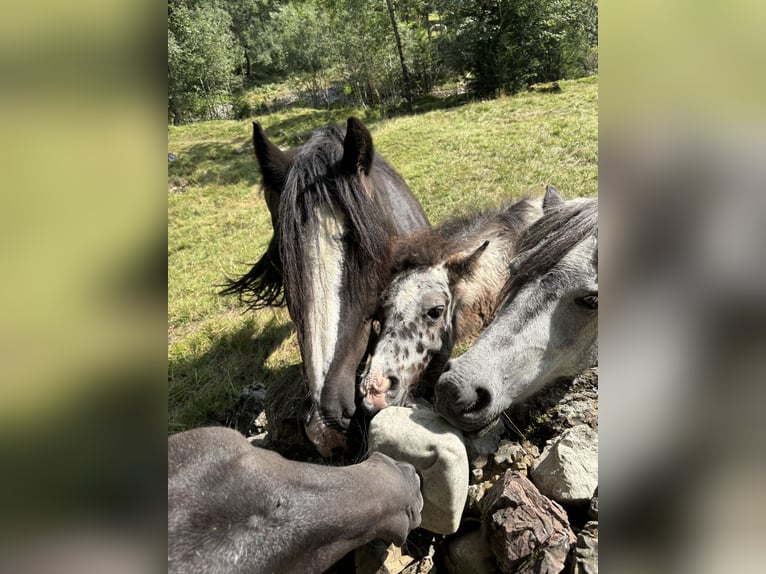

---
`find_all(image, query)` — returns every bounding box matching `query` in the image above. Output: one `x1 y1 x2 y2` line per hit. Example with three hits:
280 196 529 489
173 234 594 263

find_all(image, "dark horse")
168 427 423 574
222 118 429 455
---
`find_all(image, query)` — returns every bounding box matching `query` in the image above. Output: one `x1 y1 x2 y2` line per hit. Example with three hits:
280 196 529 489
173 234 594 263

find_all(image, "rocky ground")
226 366 599 574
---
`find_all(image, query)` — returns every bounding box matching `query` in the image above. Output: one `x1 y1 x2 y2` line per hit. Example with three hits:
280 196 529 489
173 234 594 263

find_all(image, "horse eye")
576 294 598 310
426 305 445 319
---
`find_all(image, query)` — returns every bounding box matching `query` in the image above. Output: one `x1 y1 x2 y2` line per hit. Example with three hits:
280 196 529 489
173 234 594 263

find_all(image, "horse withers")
168 427 423 574
222 118 429 456
435 187 598 432
358 193 547 413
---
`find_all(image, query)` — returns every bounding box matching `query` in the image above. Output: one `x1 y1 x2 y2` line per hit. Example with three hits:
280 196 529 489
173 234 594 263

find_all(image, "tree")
271 2 338 107
220 0 283 83
440 0 598 96
385 0 414 112
168 1 241 122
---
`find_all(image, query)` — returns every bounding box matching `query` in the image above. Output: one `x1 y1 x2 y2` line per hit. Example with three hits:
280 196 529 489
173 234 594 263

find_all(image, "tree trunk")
385 0 413 113
168 95 183 126
245 50 252 80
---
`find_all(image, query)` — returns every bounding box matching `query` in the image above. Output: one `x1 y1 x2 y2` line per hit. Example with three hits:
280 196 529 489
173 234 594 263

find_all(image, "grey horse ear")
543 184 564 212
253 121 290 204
446 240 490 285
343 117 375 175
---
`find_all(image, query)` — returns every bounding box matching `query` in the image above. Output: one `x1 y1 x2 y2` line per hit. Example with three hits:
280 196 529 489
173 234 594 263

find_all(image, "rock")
168 152 178 162
368 406 469 535
400 543 434 574
531 424 598 505
379 545 415 574
493 440 525 467
230 382 269 436
588 487 598 520
443 528 496 574
570 521 598 574
472 455 489 470
465 481 493 517
483 471 575 574
464 418 505 460
355 541 434 574
506 366 598 445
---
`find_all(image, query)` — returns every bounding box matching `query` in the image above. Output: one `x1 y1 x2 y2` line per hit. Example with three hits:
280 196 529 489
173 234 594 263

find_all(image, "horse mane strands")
278 125 392 335
219 235 285 310
500 198 598 302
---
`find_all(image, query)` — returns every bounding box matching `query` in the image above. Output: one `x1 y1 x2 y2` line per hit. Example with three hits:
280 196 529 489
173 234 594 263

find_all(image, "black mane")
279 125 392 335
220 234 285 309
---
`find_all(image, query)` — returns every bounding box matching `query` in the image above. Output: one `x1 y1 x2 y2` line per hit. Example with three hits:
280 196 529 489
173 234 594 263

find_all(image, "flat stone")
493 440 526 466
368 406 469 535
531 424 599 505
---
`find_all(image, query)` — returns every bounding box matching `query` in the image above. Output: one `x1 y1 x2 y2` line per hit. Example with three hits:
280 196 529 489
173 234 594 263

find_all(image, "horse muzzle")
304 410 348 457
434 371 495 432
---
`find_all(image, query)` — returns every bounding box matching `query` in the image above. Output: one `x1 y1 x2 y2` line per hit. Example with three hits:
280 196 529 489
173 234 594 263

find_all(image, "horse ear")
543 184 564 212
253 121 290 197
343 117 374 175
446 240 489 285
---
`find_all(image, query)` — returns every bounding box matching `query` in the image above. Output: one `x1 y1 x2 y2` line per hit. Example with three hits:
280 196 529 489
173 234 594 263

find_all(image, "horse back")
168 427 422 574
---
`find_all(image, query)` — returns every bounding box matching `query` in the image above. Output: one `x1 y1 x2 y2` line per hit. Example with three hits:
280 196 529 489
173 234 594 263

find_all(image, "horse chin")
439 410 494 434
305 415 347 457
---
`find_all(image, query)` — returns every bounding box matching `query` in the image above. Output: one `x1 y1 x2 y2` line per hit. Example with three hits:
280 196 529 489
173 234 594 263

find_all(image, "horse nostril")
464 385 491 414
388 376 400 391
442 360 453 373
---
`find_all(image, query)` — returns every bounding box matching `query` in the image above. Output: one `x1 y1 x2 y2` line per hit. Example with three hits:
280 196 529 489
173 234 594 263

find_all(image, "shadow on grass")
168 139 259 188
168 316 294 434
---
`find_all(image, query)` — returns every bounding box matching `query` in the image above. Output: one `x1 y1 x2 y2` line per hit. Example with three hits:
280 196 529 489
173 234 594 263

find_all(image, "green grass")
168 76 597 433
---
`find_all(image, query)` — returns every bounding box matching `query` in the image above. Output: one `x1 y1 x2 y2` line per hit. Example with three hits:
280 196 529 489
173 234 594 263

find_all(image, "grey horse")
435 188 598 432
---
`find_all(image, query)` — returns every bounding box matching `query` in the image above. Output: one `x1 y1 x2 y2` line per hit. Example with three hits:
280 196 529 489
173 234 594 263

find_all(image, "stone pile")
231 367 599 573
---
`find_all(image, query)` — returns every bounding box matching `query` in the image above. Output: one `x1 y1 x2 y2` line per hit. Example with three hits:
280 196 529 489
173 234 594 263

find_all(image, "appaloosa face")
360 264 457 412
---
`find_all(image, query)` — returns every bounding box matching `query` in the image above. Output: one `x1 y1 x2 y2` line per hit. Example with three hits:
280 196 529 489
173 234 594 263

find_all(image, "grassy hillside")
168 76 597 433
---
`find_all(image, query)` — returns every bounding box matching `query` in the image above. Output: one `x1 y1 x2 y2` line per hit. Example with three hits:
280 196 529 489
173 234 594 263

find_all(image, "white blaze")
303 205 346 404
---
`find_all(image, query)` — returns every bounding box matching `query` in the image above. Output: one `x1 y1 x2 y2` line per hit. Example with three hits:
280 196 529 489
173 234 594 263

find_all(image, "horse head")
435 187 598 432
229 118 428 456
359 241 489 413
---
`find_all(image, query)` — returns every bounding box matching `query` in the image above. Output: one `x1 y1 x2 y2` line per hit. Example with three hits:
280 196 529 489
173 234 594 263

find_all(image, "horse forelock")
500 198 598 301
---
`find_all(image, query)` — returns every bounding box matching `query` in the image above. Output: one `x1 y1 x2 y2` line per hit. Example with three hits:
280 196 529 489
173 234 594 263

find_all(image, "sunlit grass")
168 76 597 432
